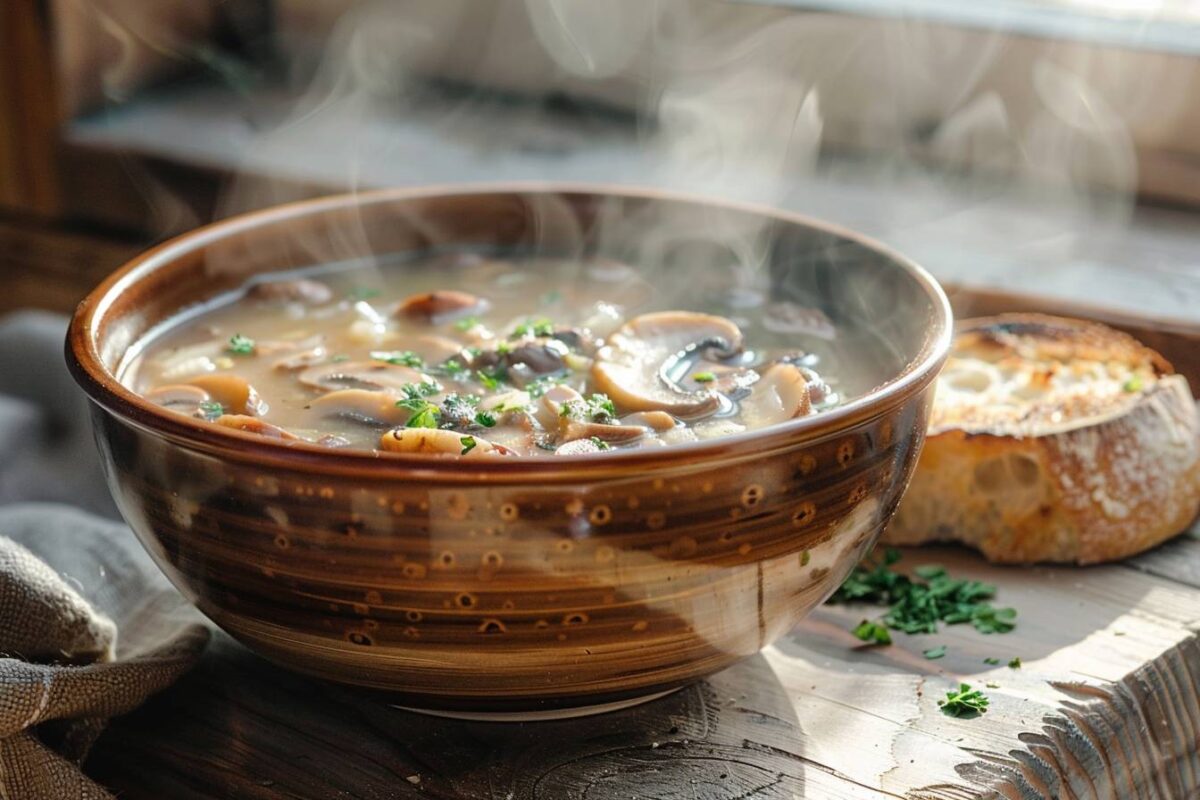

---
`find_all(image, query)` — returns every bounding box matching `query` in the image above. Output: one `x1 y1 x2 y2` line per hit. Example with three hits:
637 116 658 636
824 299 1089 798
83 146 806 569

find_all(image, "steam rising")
77 0 1197 309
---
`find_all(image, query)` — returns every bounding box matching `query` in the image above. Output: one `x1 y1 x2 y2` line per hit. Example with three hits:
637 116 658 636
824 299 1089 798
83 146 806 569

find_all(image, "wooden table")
85 536 1200 799
82 289 1200 799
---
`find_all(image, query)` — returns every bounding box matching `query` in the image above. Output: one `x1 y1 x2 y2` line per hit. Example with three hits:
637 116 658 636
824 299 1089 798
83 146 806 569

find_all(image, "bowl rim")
66 182 952 478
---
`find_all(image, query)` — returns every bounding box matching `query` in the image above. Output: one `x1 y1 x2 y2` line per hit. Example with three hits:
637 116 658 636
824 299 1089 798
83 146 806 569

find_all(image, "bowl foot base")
392 687 680 721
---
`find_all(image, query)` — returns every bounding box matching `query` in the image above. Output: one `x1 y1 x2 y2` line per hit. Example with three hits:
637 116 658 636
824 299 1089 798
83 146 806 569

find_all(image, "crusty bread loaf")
886 314 1200 564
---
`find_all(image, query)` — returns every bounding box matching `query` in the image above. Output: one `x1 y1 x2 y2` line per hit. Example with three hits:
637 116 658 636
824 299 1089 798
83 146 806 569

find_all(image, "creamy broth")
127 253 855 457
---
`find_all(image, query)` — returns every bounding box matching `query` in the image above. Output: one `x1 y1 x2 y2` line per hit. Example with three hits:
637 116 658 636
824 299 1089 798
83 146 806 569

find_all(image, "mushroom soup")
126 254 855 457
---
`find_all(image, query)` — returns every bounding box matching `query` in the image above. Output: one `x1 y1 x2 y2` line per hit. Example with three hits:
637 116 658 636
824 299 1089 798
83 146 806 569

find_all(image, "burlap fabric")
0 312 209 798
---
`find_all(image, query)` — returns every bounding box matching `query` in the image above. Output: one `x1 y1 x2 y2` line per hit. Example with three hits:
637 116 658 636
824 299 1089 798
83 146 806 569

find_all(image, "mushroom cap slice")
186 374 266 416
214 415 299 440
738 364 812 428
298 361 430 393
145 384 211 417
246 279 333 305
308 389 409 426
379 427 505 457
394 290 488 323
591 311 743 417
620 410 678 432
561 420 644 445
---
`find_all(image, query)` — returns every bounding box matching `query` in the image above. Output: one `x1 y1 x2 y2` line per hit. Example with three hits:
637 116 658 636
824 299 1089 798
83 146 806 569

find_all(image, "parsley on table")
983 657 1001 665
198 400 224 421
938 683 989 718
852 620 892 645
371 350 424 368
1008 657 1022 669
923 645 947 660
227 334 255 355
830 549 1018 638
692 371 716 383
459 435 476 455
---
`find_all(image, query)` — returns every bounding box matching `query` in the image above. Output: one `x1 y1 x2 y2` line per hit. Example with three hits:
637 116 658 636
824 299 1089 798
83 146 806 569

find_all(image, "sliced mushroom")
186 374 266 416
247 279 333 305
620 411 677 432
145 384 212 417
413 334 469 364
273 345 329 372
591 311 743 418
561 420 644 445
298 361 429 393
394 290 487 324
535 385 582 430
379 427 504 457
214 415 299 440
738 364 812 428
308 389 409 426
316 434 353 448
555 438 605 456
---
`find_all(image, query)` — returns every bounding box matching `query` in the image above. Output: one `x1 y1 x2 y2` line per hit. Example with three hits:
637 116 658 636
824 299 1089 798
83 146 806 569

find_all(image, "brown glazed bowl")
67 185 950 716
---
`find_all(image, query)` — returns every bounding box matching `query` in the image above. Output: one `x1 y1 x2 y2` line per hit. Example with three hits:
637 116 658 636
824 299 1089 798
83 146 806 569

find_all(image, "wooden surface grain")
86 538 1200 799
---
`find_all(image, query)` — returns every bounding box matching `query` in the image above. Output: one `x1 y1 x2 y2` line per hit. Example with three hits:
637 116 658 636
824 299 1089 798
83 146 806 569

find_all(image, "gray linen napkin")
0 312 209 799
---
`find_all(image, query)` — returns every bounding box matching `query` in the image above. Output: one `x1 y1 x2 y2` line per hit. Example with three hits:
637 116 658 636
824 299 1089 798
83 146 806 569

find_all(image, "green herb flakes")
830 549 1018 640
923 645 947 660
1123 375 1144 392
455 316 481 332
347 287 380 301
692 371 716 383
198 400 224 421
371 350 424 368
474 410 497 428
459 436 477 455
938 683 989 718
590 436 611 451
511 318 555 339
227 334 255 355
983 657 1001 665
1008 657 1022 669
852 620 892 646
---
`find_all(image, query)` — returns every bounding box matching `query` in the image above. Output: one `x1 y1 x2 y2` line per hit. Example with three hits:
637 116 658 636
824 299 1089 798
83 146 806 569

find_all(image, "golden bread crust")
886 314 1200 564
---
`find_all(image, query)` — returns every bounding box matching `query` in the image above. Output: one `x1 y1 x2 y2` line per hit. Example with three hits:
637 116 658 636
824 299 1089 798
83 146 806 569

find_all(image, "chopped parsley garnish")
455 316 481 332
525 373 568 399
396 382 443 428
439 359 466 376
198 400 224 421
511 317 555 339
399 399 440 428
496 340 512 355
401 381 441 399
1123 376 1144 392
441 394 497 428
459 435 477 455
1008 657 1022 669
692 371 716 383
830 549 1018 637
371 350 424 368
474 410 497 428
923 645 947 660
464 346 483 359
476 368 504 390
561 393 617 424
852 620 892 646
347 286 380 301
227 334 255 355
590 436 611 451
938 683 989 718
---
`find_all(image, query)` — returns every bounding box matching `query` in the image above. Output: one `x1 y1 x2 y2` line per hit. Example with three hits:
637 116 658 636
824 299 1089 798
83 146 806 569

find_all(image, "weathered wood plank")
88 546 1200 799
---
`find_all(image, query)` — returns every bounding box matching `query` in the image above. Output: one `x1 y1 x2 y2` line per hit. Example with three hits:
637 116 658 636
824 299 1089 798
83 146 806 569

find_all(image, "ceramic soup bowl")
67 185 951 715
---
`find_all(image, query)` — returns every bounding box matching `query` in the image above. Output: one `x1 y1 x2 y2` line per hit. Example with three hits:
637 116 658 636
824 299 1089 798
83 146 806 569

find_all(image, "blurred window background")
1 0 1197 317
